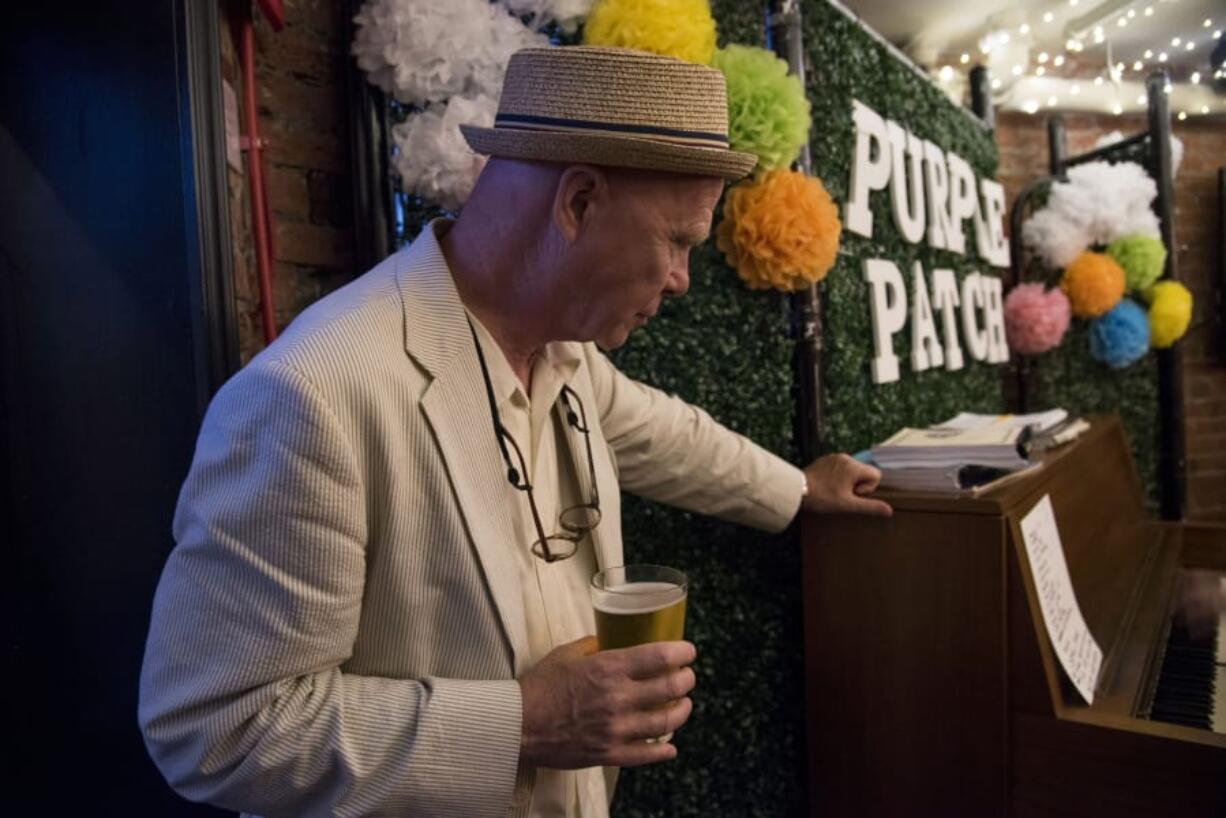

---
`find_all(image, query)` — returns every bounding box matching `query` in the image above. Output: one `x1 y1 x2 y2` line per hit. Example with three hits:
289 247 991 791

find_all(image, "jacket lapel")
395 223 530 675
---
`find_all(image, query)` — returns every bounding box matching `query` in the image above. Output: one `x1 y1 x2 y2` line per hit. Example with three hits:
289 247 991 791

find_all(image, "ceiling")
834 0 1224 117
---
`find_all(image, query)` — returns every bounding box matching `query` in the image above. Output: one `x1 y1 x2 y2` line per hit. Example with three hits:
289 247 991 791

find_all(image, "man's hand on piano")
801 454 893 518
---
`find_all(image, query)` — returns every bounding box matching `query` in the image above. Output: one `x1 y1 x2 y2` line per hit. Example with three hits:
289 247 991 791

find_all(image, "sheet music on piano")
1020 494 1104 704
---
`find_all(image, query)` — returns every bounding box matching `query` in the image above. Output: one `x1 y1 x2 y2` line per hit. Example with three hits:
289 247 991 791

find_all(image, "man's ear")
552 164 609 243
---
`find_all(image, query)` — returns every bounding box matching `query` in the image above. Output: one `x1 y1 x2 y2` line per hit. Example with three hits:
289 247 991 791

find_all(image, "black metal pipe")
969 66 993 129
769 0 823 460
1147 69 1185 520
1062 132 1149 169
1047 115 1067 177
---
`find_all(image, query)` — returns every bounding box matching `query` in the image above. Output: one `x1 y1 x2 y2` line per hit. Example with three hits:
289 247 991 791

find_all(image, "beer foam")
592 581 685 615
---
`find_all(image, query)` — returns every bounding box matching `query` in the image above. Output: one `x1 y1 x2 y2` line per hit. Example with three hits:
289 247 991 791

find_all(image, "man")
139 46 890 817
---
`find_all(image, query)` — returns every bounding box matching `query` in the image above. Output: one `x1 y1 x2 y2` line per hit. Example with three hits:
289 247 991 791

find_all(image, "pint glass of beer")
590 564 688 742
590 564 687 650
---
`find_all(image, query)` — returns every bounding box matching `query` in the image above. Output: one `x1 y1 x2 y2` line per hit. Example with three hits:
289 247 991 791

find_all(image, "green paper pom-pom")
712 44 811 172
1106 235 1166 292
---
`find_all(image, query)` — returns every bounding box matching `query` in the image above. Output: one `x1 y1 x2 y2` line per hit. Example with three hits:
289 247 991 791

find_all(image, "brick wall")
220 0 358 365
996 111 1226 521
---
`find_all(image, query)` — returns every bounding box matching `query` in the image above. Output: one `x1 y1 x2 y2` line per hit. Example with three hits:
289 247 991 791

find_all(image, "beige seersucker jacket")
138 220 804 818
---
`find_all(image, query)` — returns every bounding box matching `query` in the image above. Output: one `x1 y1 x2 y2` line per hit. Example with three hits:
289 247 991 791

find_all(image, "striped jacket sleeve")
583 346 804 533
138 357 522 818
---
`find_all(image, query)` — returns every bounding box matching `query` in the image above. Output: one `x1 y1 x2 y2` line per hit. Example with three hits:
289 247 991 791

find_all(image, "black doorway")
3 1 234 813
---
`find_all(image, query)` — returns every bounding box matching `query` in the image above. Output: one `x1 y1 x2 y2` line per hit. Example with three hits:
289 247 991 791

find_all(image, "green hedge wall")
801 4 1007 455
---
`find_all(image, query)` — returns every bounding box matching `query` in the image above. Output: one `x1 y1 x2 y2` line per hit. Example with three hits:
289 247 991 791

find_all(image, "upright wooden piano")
802 415 1225 817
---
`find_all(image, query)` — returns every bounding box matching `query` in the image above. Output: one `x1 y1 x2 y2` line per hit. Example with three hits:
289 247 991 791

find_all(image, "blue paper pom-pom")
1088 299 1150 369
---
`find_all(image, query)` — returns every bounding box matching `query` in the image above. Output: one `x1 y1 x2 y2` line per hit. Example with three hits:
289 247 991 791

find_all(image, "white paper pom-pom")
391 92 497 211
497 0 595 33
353 0 548 105
1022 160 1160 268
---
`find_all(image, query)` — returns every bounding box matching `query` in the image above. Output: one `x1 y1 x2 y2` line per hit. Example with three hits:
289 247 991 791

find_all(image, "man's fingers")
609 640 696 680
628 667 696 709
610 737 678 768
850 462 883 493
846 494 893 517
619 697 693 743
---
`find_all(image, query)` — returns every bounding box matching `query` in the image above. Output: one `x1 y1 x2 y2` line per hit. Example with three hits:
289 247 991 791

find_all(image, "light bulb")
1038 51 1049 63
1054 55 1066 66
960 53 970 64
1144 6 1153 16
1191 71 1201 84
1177 111 1187 120
1043 12 1054 23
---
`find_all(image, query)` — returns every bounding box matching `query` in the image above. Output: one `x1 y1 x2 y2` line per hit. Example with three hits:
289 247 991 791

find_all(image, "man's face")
564 170 725 350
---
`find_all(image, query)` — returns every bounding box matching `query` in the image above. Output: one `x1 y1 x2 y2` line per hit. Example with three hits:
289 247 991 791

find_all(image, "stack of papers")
871 426 1031 471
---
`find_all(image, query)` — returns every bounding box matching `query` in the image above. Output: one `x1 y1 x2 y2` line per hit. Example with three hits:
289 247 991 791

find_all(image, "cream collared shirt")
468 312 614 818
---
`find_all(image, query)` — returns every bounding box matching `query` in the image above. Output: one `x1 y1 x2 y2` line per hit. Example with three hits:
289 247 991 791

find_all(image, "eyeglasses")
468 320 602 562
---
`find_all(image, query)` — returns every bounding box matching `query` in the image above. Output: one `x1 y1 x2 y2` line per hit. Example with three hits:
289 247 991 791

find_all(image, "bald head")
445 157 725 351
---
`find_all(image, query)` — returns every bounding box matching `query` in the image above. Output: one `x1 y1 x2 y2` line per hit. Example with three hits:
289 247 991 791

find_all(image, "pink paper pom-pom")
1004 283 1071 355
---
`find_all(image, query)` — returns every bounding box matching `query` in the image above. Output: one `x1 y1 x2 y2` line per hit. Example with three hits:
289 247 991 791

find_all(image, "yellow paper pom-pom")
582 0 717 65
1146 280 1193 348
1060 251 1125 318
716 169 841 291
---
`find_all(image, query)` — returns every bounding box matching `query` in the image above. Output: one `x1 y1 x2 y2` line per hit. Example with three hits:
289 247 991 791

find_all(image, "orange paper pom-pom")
1060 251 1125 318
716 170 841 291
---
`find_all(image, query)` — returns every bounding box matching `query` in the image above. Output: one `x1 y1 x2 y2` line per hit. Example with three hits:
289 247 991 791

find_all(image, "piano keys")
802 415 1226 818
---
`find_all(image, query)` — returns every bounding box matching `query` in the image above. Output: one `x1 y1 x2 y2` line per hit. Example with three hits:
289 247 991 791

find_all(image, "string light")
1118 17 1128 28
939 65 953 80
1047 96 1058 106
1202 105 1210 115
1037 65 1047 75
1144 49 1153 58
1070 83 1081 95
1172 37 1181 47
1053 55 1065 67
1012 64 1023 76
1158 52 1168 62
1020 23 1030 35
1038 51 1049 63
1094 76 1104 85
1112 103 1123 115
1177 111 1187 120
1186 42 1195 51
1144 6 1153 17
1191 71 1201 84
1137 94 1147 104
1204 19 1213 28
960 53 970 64
1024 100 1039 114
1133 60 1143 70
1043 11 1054 23
991 77 1002 89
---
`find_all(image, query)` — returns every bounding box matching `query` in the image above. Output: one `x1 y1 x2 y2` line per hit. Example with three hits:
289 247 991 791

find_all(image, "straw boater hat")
461 46 758 181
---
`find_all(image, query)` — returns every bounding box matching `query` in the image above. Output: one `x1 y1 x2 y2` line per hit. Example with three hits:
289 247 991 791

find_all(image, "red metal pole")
235 3 277 344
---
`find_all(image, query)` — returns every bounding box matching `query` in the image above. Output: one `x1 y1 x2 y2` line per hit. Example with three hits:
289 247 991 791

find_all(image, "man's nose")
664 260 691 298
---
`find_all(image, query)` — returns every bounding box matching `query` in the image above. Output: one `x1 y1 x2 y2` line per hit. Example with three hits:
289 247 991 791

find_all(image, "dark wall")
2 3 226 813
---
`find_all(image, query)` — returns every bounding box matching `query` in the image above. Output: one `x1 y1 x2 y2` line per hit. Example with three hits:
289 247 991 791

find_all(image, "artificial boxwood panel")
801 2 1007 456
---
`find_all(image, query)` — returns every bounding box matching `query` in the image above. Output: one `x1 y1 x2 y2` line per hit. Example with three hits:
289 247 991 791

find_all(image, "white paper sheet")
935 409 1067 433
1019 494 1103 704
